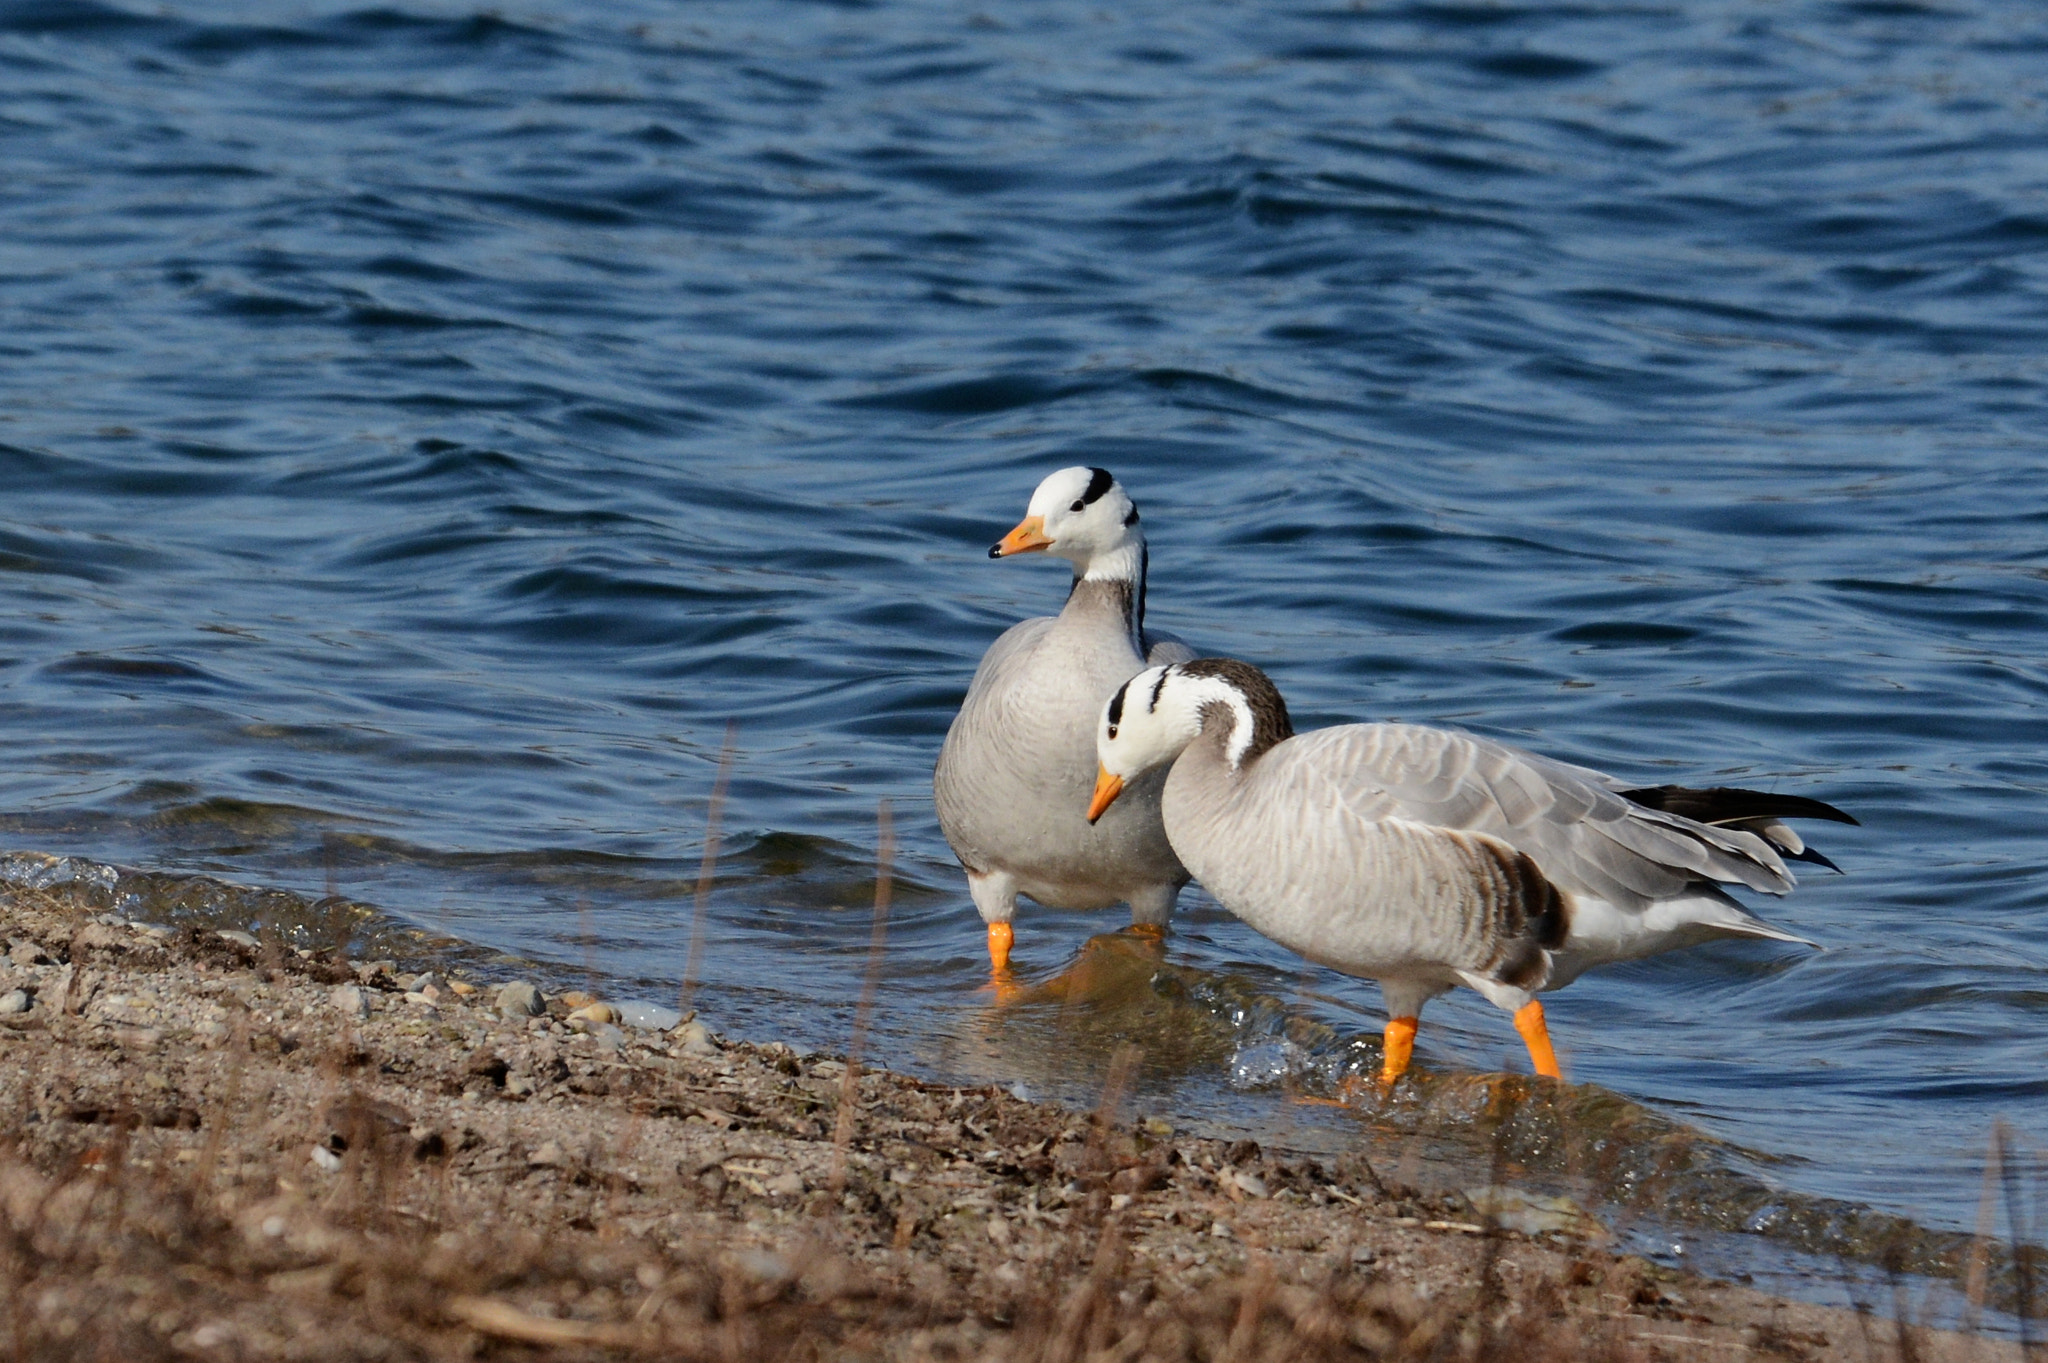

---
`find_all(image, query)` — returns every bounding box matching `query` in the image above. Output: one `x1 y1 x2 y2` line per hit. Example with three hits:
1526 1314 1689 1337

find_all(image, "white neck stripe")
1080 539 1144 583
1168 673 1257 769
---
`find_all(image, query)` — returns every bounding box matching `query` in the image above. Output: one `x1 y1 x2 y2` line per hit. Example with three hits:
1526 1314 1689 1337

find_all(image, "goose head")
1087 658 1294 822
989 466 1142 577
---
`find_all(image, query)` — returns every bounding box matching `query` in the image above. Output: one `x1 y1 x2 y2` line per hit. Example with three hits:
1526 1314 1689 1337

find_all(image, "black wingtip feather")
1619 785 1859 827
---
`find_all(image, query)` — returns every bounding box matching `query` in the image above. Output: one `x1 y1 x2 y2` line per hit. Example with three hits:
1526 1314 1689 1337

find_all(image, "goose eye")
1106 724 1118 739
1069 499 1085 512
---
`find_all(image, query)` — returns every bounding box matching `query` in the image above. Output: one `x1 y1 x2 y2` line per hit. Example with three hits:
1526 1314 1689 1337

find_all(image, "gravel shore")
0 876 2011 1361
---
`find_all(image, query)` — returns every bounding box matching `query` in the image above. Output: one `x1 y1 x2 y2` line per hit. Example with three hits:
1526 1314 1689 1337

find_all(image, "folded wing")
1270 724 1809 912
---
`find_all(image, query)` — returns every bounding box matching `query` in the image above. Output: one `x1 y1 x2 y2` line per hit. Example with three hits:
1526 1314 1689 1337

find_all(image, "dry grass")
0 844 2027 1363
0 1113 1656 1363
0 1024 2016 1363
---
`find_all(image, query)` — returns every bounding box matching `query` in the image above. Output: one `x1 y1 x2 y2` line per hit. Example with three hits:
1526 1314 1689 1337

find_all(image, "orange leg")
1124 922 1167 944
987 922 1015 975
1380 1016 1419 1085
1513 1000 1563 1080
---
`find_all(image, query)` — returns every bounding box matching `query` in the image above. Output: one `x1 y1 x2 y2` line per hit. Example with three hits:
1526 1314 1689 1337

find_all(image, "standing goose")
1088 658 1855 1082
935 467 1195 980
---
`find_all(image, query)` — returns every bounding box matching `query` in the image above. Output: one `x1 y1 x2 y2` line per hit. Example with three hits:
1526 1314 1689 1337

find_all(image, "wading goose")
934 467 1195 980
1088 658 1855 1082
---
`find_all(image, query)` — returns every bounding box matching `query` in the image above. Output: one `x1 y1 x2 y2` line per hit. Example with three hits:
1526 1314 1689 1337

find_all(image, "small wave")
1552 620 1702 649
1466 50 1601 81
838 373 1098 416
0 0 168 38
344 304 511 331
44 655 217 683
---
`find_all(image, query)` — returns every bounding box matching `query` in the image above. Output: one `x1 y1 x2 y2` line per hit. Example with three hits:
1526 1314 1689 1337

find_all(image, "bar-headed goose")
1088 658 1854 1082
934 467 1196 980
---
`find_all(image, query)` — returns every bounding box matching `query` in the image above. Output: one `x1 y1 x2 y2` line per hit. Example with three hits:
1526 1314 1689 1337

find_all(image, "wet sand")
0 877 2014 1361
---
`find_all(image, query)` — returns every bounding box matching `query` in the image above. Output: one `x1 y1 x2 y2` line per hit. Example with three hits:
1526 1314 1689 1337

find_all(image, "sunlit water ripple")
3 0 2046 1283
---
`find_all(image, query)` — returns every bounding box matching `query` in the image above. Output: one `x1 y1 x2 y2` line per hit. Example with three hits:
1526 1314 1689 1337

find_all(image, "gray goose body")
932 467 1194 971
1092 658 1855 1080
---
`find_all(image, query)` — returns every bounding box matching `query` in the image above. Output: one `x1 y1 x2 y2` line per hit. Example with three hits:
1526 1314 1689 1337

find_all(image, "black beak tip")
987 544 1004 559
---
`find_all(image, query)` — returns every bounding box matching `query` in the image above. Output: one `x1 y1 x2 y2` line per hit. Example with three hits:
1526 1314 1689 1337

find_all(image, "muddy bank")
0 877 2014 1361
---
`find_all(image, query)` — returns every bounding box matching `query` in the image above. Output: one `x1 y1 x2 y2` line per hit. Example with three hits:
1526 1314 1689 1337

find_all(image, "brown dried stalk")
1965 1123 2003 1334
831 800 894 1194
679 718 738 1015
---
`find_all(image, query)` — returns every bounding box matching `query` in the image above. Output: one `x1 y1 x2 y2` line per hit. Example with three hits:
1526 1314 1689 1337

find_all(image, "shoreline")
0 873 2013 1361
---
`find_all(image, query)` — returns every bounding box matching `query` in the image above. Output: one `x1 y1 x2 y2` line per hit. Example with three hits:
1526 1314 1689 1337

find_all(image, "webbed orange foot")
1379 1016 1419 1086
983 923 1026 1004
1513 1000 1563 1080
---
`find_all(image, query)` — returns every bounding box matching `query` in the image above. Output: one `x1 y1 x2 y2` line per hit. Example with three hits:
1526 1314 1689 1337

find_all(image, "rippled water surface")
4 0 2047 1272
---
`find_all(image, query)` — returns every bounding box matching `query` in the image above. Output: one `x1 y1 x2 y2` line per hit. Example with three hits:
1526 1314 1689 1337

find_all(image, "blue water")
4 0 2047 1263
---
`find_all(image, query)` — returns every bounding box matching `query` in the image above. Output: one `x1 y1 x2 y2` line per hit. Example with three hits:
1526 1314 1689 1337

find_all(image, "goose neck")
1064 539 1147 647
1075 539 1145 587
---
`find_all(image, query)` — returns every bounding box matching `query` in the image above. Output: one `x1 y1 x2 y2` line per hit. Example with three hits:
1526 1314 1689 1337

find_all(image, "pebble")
615 1000 683 1031
764 1172 805 1198
730 1250 792 1285
1230 1170 1269 1199
0 990 28 1015
505 1075 536 1097
588 1022 626 1052
528 1140 568 1168
557 990 597 1009
309 1145 342 1172
673 1020 718 1056
331 984 368 1019
1463 1186 1609 1240
566 1002 616 1025
404 972 452 1000
495 981 544 1020
218 930 260 948
1210 1220 1234 1239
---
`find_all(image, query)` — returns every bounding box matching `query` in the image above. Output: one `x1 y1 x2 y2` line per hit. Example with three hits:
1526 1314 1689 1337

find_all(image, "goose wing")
1270 723 1796 911
960 615 1057 696
1143 628 1196 667
935 616 1058 811
1611 784 1857 869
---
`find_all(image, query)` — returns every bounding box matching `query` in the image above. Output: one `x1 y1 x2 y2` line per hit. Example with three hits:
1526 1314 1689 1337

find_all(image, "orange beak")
989 514 1055 558
1086 765 1125 824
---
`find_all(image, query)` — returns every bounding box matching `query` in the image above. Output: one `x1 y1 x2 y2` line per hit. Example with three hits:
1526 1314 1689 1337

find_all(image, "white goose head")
989 466 1143 579
1087 659 1294 822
